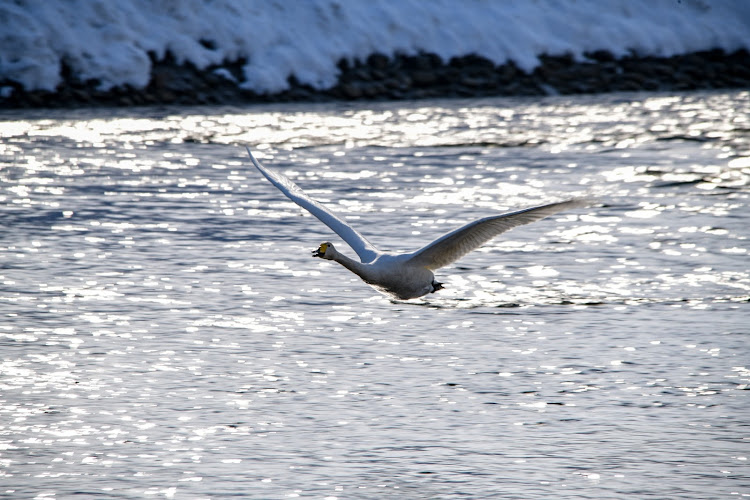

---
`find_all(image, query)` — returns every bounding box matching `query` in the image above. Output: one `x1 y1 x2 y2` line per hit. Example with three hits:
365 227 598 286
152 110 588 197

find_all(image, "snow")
1 0 748 93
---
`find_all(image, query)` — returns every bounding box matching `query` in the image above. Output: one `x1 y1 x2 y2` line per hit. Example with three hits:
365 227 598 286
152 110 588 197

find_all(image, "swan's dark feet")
431 280 443 293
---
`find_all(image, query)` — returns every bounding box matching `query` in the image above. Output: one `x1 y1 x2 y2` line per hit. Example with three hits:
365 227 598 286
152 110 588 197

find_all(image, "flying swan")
247 148 590 300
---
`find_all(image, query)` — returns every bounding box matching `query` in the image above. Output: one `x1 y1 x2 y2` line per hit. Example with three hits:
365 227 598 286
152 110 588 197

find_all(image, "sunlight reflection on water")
1 90 748 499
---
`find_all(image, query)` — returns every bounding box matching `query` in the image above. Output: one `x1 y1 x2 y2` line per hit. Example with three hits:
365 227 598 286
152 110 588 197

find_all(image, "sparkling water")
1 91 748 498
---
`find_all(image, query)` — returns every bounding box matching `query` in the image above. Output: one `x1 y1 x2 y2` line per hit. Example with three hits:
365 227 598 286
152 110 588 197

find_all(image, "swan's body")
247 148 589 300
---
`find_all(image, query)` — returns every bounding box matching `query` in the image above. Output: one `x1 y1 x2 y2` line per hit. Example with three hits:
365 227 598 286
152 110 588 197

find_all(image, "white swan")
247 148 590 300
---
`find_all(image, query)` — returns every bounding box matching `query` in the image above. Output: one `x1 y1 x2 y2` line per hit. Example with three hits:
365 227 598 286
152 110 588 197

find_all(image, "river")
1 91 748 498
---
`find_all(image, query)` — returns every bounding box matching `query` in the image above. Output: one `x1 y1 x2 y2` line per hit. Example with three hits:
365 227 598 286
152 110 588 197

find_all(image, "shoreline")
2 49 749 110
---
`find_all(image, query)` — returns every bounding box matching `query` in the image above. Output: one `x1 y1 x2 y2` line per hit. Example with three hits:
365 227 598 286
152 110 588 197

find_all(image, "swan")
247 148 590 300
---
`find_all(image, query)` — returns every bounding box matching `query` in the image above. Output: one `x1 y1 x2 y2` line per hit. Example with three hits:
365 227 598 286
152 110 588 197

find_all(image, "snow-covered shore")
1 0 749 108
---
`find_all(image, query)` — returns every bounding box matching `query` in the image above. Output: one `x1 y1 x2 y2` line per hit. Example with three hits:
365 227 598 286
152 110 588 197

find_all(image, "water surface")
1 91 748 498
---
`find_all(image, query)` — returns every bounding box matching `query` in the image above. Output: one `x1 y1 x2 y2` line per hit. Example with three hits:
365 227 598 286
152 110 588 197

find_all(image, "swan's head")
312 242 335 260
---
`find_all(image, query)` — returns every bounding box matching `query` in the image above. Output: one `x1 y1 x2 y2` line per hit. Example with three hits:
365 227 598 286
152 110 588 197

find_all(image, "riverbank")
2 48 749 109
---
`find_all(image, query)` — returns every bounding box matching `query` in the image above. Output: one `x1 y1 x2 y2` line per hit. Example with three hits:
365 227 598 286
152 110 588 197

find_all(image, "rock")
367 53 390 70
449 54 495 69
497 63 520 82
362 82 386 98
339 82 363 99
410 70 438 87
2 48 750 109
459 74 492 88
353 68 372 81
586 50 616 62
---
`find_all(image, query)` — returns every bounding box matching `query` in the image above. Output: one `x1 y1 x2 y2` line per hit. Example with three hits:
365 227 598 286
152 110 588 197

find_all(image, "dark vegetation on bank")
2 48 749 109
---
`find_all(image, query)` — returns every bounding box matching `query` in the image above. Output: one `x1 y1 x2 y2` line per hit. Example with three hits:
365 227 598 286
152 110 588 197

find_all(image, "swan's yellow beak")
312 242 328 258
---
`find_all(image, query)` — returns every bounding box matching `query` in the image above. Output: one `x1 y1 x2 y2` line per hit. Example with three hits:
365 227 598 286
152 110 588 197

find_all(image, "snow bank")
1 0 748 93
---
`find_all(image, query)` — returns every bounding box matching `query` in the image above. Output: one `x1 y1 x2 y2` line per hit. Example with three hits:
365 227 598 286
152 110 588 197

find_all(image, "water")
1 91 749 499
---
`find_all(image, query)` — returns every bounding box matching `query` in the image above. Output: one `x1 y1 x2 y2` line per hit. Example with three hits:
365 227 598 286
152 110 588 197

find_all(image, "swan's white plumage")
406 199 590 270
247 148 590 300
247 149 379 263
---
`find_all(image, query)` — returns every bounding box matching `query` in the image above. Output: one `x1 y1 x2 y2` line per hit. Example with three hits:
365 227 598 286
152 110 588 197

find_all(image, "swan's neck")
332 252 370 281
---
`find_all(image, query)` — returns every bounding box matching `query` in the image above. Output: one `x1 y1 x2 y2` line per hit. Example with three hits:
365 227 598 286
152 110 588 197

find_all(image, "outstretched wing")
406 199 591 270
247 148 380 263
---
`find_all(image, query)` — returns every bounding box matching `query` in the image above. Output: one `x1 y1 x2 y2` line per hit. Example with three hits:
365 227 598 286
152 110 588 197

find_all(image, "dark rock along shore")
1 48 749 109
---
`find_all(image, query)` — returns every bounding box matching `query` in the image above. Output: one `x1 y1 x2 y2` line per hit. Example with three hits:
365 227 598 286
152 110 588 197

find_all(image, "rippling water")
1 91 748 499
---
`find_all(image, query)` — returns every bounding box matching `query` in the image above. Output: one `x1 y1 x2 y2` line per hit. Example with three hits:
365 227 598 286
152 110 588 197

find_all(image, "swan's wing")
247 148 379 263
407 198 591 270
